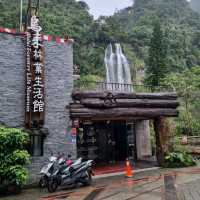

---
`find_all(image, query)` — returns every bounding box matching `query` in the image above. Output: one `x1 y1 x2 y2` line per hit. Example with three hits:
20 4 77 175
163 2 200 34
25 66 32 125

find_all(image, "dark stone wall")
0 33 75 183
0 34 26 127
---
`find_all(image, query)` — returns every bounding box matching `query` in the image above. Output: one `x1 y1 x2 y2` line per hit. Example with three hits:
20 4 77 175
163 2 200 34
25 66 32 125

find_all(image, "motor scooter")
39 153 67 188
47 158 94 193
39 154 58 188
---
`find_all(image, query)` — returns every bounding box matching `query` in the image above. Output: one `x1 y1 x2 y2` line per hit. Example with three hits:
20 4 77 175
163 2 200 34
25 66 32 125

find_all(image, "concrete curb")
94 167 160 179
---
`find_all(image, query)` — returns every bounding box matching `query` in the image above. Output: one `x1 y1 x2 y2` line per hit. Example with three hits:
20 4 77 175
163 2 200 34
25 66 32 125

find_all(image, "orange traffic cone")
125 158 133 178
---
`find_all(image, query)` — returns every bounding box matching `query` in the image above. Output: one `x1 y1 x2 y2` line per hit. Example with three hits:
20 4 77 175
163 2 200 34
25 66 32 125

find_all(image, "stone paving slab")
64 187 96 200
178 179 200 200
130 192 161 200
2 166 200 200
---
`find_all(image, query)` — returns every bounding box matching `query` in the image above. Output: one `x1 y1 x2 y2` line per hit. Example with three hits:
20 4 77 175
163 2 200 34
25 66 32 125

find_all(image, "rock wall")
0 33 75 183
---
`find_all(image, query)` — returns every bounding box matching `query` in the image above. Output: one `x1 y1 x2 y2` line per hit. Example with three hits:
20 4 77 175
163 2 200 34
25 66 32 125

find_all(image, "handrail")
73 81 175 93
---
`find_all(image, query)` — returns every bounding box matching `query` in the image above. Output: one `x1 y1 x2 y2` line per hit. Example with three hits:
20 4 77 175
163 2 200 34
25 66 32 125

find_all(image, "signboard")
25 15 45 128
72 119 79 128
71 128 77 136
67 134 77 144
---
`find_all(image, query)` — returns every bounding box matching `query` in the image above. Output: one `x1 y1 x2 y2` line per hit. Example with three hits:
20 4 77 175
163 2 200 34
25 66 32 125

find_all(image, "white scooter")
39 154 64 188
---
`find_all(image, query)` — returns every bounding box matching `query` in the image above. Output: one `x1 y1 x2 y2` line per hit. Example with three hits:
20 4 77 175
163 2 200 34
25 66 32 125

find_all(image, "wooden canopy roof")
70 91 179 121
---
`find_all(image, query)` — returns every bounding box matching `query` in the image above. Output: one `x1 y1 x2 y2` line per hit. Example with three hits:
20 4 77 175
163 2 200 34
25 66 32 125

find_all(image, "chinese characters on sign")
25 16 45 128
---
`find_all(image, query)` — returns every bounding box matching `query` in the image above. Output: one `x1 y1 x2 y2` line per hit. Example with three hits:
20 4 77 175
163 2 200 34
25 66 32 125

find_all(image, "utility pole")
20 0 23 31
26 0 40 30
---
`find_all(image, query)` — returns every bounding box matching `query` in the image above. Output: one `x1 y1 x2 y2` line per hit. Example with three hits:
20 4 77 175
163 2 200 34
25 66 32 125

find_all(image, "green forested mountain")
0 0 200 80
113 0 200 76
0 0 99 75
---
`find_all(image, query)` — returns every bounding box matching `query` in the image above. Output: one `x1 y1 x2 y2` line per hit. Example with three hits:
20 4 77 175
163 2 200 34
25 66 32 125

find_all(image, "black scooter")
47 158 94 193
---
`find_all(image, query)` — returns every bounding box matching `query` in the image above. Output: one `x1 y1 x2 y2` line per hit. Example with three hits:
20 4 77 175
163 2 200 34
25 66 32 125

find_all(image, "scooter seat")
70 164 80 171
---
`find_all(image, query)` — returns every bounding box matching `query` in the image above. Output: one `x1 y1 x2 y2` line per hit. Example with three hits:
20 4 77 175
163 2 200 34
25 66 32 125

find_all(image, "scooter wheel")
39 176 47 188
82 171 92 186
47 179 58 193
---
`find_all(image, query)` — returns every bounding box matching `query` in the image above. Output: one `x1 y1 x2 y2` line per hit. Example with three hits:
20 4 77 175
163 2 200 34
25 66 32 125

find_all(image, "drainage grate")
55 195 69 199
41 192 73 200
83 187 105 200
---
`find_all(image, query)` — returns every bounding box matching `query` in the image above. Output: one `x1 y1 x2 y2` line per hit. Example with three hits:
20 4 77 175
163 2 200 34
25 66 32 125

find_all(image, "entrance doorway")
77 121 135 166
112 122 127 162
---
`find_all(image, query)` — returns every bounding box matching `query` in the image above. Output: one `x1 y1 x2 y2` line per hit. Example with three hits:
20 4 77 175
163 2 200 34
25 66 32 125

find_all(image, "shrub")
176 111 200 136
164 151 196 168
0 126 30 192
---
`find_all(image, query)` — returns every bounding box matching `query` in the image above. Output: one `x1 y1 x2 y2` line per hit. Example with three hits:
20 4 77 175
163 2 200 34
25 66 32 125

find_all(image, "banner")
0 26 73 43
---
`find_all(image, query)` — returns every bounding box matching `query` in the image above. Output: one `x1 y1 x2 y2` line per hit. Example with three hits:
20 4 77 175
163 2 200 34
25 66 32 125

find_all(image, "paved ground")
2 166 200 200
180 180 200 200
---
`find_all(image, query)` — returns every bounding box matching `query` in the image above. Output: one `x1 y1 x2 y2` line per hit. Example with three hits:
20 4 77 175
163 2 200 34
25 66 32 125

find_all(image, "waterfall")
115 44 124 84
104 44 115 83
104 43 133 92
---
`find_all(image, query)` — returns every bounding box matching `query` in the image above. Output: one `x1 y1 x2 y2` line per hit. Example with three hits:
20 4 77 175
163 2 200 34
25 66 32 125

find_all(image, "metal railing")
73 81 175 93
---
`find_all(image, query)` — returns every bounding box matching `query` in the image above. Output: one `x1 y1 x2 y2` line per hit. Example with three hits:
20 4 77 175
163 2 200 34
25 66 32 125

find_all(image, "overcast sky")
81 0 133 19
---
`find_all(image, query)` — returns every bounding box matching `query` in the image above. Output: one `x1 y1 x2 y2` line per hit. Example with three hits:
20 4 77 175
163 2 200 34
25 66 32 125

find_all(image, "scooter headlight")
88 160 93 166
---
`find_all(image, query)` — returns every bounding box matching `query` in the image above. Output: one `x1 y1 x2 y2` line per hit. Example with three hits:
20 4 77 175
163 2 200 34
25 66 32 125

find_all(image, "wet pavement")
2 166 200 200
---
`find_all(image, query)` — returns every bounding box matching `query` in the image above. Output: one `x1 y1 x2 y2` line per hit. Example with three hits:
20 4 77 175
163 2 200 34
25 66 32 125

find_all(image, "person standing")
107 134 115 164
107 134 112 164
111 139 116 164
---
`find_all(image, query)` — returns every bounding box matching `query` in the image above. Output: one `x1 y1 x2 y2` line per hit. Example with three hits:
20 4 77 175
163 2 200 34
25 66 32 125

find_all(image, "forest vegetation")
0 0 200 135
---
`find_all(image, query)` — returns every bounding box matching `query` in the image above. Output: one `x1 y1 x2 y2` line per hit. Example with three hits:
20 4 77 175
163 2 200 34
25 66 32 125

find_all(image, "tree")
0 0 200 79
145 19 168 87
162 67 200 135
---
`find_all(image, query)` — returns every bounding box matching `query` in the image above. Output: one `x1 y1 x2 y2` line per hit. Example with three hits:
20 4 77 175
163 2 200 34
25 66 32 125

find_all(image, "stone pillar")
135 120 152 160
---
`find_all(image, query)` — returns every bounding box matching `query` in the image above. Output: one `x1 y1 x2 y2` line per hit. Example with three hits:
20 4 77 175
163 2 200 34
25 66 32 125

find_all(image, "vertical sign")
25 31 32 127
25 15 45 128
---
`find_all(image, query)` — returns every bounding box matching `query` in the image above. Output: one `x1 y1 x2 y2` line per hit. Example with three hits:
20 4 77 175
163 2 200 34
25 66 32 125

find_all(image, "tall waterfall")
104 43 132 92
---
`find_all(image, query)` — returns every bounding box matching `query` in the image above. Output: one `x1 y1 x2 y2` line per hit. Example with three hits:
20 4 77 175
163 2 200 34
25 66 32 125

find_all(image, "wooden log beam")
80 98 179 109
70 108 178 119
69 104 84 109
72 91 178 100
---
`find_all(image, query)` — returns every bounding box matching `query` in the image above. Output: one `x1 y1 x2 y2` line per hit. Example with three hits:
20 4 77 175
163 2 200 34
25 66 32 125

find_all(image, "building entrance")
77 121 136 165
